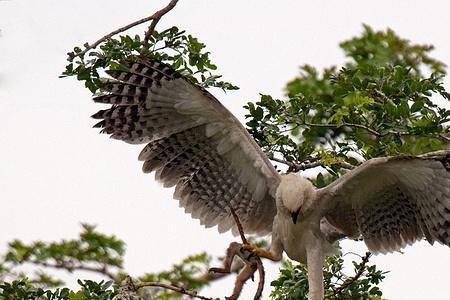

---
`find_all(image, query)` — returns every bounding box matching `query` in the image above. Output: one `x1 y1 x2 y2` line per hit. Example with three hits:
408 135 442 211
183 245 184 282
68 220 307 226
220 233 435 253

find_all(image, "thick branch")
333 252 372 296
68 0 179 61
135 281 217 300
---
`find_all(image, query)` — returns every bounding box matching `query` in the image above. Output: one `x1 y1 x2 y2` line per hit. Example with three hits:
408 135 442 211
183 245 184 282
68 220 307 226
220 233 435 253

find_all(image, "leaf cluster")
245 25 450 178
137 253 211 300
2 224 124 286
61 27 238 93
0 225 212 300
270 254 386 300
0 279 115 300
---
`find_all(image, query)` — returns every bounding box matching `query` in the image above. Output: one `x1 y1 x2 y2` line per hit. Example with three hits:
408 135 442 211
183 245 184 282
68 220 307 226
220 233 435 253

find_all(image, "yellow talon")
241 243 276 261
242 243 254 251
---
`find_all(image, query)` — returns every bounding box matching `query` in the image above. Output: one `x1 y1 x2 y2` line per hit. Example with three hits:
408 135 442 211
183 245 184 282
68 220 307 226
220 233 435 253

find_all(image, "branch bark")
269 157 355 172
31 260 120 282
439 133 450 143
135 281 217 300
302 121 450 144
304 122 382 136
143 0 179 48
332 252 372 296
228 205 249 245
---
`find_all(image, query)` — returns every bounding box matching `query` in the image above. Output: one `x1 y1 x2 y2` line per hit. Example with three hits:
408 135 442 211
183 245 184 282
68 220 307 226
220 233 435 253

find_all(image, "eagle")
90 57 450 300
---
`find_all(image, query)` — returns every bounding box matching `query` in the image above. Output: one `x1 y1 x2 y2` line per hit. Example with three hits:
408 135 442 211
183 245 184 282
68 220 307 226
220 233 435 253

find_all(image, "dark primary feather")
91 57 280 235
320 150 450 254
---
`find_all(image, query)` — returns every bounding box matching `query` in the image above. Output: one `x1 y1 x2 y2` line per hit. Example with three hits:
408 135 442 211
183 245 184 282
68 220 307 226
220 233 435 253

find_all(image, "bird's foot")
241 243 276 261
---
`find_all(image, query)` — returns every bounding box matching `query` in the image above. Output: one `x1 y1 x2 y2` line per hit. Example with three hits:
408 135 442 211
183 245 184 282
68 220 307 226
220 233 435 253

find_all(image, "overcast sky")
1 0 450 299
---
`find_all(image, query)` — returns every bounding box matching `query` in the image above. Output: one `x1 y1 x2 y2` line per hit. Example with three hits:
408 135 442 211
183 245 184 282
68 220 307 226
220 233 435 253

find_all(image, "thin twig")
143 0 179 48
342 251 364 258
227 204 265 300
254 256 265 300
135 281 217 300
439 133 450 143
333 252 372 296
68 0 179 61
370 89 395 104
228 205 248 244
292 120 450 147
304 122 382 136
32 260 119 282
270 157 355 172
302 121 430 140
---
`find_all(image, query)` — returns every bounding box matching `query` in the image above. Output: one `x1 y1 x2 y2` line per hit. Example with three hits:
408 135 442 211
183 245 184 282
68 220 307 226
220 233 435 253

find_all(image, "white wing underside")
318 151 450 254
92 58 280 235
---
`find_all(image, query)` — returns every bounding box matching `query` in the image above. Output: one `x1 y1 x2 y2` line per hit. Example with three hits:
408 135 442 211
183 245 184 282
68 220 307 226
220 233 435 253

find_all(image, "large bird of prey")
90 56 450 300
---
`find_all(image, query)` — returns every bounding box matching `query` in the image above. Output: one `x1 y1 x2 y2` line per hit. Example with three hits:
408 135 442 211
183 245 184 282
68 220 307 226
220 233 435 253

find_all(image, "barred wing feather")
318 150 450 254
92 57 280 235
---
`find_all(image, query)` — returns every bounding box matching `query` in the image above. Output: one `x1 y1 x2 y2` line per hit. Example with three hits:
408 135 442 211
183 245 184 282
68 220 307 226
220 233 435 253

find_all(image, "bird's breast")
277 215 319 263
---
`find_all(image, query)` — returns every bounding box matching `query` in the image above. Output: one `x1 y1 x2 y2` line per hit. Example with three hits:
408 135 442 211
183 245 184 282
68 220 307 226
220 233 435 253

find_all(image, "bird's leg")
305 237 325 300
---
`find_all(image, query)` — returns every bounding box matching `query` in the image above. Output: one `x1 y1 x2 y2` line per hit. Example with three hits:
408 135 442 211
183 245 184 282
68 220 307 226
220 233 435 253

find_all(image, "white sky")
1 0 450 299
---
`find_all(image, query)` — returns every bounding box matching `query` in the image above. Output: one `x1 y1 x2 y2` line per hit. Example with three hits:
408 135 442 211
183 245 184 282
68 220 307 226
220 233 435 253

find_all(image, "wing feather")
318 151 450 254
92 57 280 235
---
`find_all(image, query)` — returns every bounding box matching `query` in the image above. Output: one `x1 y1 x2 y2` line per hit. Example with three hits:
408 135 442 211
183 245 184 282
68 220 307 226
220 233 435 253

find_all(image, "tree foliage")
271 254 386 300
246 25 449 183
61 27 238 93
0 225 212 300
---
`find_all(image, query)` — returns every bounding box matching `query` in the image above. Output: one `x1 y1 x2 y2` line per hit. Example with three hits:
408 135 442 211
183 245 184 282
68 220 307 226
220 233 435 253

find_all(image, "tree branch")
303 121 449 142
369 89 395 104
254 257 265 300
304 122 382 136
30 260 119 283
439 133 450 143
269 157 355 172
135 281 217 300
143 0 179 48
67 0 179 61
225 205 265 299
332 252 372 296
228 205 248 245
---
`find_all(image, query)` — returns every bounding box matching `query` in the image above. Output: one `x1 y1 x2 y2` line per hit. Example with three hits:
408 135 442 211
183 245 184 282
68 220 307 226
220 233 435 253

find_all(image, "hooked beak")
291 208 301 224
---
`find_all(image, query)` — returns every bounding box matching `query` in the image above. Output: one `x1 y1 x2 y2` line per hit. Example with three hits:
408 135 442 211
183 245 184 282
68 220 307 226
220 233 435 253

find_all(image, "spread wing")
317 150 450 254
91 57 280 235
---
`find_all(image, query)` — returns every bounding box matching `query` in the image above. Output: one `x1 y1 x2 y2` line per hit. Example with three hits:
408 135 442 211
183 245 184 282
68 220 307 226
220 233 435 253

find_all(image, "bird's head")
276 173 315 224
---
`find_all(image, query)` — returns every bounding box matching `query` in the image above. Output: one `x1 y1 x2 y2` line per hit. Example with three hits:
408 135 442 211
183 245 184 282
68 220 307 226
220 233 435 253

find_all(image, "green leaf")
411 100 424 112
